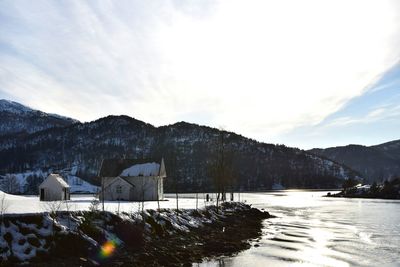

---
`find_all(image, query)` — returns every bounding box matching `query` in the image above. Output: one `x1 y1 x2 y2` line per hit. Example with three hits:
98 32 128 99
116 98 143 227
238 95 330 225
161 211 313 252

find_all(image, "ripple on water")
195 191 400 267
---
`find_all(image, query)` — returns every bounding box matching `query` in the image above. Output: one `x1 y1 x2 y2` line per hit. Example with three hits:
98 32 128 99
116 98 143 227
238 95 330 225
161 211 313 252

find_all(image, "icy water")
195 190 400 267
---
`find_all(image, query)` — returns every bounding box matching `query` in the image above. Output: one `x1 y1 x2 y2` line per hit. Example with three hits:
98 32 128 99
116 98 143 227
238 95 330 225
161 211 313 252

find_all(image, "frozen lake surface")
196 190 400 267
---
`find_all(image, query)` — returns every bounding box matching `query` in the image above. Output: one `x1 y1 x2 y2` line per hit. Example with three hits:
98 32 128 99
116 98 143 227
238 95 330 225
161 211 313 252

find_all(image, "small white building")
39 174 70 201
99 158 166 201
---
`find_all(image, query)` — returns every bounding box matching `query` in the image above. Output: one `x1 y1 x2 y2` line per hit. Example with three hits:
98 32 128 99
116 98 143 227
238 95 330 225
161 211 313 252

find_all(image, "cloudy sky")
1 0 400 149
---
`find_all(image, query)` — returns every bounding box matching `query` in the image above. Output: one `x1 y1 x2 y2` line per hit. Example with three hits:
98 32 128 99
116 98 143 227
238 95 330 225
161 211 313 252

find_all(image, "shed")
39 173 70 201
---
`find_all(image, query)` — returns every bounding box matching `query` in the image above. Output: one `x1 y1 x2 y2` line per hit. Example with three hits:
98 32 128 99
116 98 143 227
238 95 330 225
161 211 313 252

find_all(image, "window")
116 185 122 194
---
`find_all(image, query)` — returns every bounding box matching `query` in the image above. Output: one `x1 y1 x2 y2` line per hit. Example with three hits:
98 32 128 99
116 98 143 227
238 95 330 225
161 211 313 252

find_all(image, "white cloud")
313 104 400 130
1 0 400 142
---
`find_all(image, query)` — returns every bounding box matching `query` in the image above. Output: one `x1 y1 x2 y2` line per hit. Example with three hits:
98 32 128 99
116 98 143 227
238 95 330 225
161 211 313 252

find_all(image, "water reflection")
195 191 400 267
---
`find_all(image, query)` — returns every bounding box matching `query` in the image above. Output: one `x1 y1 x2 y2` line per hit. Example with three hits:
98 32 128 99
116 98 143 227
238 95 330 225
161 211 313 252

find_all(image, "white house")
99 158 166 201
39 174 70 201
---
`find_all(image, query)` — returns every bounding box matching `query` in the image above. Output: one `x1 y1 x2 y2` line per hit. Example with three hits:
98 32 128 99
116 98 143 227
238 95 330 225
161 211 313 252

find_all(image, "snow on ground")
1 191 244 214
64 175 99 193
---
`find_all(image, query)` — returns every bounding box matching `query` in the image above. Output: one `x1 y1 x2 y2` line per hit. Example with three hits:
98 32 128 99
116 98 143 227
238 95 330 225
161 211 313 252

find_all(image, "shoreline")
325 190 400 200
0 202 274 266
326 192 400 200
106 203 274 266
326 178 400 200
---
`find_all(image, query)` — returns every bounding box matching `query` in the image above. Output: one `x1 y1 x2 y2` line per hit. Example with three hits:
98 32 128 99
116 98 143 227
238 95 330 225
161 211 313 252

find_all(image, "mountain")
309 140 400 182
0 101 360 193
372 140 400 162
0 99 78 136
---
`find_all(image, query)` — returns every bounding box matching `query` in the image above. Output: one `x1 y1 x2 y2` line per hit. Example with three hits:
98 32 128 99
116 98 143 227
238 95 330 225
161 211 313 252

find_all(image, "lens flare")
99 240 116 259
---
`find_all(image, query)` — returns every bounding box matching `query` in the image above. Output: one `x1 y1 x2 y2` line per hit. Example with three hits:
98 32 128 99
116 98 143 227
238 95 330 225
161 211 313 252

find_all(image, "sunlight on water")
195 190 400 267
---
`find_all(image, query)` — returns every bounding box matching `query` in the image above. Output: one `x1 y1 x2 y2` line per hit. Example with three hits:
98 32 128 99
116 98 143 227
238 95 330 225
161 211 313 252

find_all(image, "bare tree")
43 199 63 217
2 174 20 194
89 197 100 213
42 198 62 236
137 200 142 214
210 129 234 209
129 201 140 218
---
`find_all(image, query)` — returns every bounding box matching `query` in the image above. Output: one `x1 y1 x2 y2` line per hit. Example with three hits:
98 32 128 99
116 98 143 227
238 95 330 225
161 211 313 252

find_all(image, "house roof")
39 173 70 188
99 158 163 177
120 162 160 177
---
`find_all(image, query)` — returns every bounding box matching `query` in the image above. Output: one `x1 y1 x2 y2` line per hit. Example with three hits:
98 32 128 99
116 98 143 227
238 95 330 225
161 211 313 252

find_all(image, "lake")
195 190 400 267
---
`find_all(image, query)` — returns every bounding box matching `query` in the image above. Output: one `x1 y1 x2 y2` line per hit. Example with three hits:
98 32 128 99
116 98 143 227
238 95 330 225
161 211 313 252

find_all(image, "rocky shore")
0 202 274 266
327 178 400 200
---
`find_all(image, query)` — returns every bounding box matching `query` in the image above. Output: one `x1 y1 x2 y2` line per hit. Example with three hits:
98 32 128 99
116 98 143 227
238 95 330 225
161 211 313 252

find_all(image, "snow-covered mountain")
309 139 400 182
0 101 361 193
0 99 34 114
0 99 78 136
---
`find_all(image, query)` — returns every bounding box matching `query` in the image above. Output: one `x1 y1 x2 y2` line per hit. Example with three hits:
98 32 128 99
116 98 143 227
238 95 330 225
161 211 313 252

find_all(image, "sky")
0 0 400 149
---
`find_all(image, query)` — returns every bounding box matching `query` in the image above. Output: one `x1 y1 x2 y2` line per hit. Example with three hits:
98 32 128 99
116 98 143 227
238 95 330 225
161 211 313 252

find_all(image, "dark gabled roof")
99 158 162 177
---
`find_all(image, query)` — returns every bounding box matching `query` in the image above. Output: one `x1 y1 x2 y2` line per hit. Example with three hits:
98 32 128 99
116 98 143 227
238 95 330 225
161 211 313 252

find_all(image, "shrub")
27 236 41 247
19 226 32 236
114 221 144 249
18 215 43 227
3 232 13 243
79 219 104 243
51 232 95 258
24 247 32 255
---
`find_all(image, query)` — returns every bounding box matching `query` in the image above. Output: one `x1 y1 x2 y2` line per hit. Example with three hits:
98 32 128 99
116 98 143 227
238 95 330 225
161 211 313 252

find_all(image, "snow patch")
120 162 160 177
